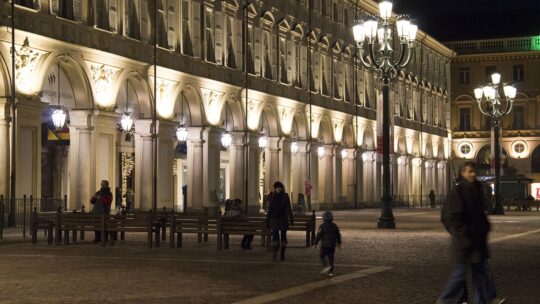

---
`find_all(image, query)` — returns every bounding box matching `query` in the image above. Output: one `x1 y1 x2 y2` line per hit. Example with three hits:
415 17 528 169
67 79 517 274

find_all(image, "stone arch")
342 124 354 147
411 135 421 156
293 24 304 37
291 111 308 140
262 11 275 25
36 53 94 109
221 95 245 132
259 103 281 137
424 140 434 158
455 94 474 102
0 53 11 98
476 144 508 170
363 126 375 150
318 116 333 144
172 84 205 127
396 133 407 154
114 71 153 118
531 145 540 173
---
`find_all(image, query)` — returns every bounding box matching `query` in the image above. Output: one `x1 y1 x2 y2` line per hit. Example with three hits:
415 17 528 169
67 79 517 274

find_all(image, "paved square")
1 209 539 303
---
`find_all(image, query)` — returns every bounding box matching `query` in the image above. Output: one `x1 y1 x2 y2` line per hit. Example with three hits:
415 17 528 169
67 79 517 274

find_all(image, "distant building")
446 36 540 198
0 0 452 212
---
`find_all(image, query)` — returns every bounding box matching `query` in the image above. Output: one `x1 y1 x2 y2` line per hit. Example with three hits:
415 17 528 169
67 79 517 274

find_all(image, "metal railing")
0 195 66 240
393 194 446 209
445 36 540 54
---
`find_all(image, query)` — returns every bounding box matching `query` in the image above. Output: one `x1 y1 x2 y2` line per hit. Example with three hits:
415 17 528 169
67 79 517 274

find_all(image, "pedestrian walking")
314 211 341 277
436 161 505 304
90 180 113 242
429 189 436 208
266 181 294 261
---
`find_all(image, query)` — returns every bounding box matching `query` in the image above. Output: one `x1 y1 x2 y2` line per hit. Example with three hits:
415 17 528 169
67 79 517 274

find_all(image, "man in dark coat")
429 189 436 208
91 180 113 242
266 181 294 261
437 162 505 304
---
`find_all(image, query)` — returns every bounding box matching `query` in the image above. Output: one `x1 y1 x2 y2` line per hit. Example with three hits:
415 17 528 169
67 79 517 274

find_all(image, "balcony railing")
445 36 540 54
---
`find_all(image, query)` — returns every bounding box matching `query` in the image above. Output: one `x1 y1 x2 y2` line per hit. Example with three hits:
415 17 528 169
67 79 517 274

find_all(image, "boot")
280 241 287 261
271 241 279 261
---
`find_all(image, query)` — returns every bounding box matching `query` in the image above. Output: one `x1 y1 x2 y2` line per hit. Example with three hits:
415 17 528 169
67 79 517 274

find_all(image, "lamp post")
352 0 417 228
473 72 516 215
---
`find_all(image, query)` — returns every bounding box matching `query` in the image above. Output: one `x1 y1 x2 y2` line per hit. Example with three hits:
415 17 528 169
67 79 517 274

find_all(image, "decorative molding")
11 38 48 94
86 61 122 108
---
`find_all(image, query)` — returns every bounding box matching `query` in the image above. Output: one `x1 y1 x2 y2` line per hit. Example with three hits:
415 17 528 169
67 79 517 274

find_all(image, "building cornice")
453 51 540 63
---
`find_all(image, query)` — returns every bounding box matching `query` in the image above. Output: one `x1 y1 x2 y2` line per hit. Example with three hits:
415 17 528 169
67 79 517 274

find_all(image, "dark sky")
393 0 540 41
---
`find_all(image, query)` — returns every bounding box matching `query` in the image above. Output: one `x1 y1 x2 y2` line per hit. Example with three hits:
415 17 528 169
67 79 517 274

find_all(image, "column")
157 120 175 209
92 111 120 208
228 132 244 201
411 157 423 206
280 138 292 198
0 98 10 197
185 127 221 215
68 110 95 211
264 137 281 194
332 146 343 206
134 119 153 210
318 145 334 208
246 132 261 214
362 151 375 205
355 150 364 207
309 141 320 205
391 154 398 199
290 141 309 202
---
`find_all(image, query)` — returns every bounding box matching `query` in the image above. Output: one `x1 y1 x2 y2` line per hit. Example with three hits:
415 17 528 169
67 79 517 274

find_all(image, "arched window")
531 146 540 173
476 145 508 172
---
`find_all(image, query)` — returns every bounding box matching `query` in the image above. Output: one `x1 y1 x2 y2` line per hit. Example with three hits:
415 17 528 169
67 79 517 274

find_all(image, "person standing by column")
436 162 505 304
429 189 436 209
90 180 113 242
266 181 294 261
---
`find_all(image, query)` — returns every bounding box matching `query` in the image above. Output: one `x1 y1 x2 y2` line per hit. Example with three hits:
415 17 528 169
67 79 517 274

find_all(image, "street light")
291 142 299 154
473 72 516 215
51 62 67 130
352 0 416 229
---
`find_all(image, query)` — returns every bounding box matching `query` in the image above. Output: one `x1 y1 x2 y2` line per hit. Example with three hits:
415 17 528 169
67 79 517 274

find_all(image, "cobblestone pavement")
1 209 539 304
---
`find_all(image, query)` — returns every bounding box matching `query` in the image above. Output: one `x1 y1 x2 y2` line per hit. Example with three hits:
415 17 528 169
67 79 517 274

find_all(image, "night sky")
392 0 540 41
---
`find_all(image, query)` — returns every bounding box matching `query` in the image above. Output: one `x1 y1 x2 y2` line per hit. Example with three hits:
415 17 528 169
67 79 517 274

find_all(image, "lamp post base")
492 205 505 215
377 216 396 229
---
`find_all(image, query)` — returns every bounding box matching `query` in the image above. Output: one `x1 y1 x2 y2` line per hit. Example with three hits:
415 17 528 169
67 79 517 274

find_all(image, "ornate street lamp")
352 0 417 228
51 62 67 130
341 149 348 159
221 104 232 149
291 142 299 154
176 92 188 143
258 136 268 149
473 72 516 215
317 146 325 158
119 79 134 133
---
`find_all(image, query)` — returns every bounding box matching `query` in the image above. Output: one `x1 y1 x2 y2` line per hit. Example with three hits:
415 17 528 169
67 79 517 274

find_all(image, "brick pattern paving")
0 209 539 304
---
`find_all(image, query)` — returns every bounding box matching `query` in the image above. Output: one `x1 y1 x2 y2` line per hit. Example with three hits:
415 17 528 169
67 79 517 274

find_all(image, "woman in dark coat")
438 162 505 304
266 181 294 261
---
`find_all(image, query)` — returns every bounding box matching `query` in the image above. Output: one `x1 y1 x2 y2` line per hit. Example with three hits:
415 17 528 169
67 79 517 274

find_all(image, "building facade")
0 0 452 214
447 36 540 197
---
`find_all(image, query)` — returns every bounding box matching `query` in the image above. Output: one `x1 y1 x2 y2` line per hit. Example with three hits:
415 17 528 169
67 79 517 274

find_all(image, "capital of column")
266 136 281 151
69 109 95 131
134 119 155 137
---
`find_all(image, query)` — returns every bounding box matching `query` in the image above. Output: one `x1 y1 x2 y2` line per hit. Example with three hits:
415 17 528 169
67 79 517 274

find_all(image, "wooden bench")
288 211 317 247
106 211 159 248
30 208 56 244
217 215 270 250
56 211 105 245
503 200 540 211
169 213 217 248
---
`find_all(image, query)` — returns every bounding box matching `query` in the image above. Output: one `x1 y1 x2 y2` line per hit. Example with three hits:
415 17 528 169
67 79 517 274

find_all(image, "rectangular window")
96 0 109 29
204 8 215 63
459 68 470 85
485 66 497 82
459 108 471 131
513 64 524 82
226 17 236 68
332 1 339 21
512 105 525 130
279 37 287 83
181 0 193 56
124 0 140 40
156 0 167 47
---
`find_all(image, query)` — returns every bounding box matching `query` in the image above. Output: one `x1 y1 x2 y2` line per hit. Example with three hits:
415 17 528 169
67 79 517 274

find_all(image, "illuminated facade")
447 36 540 195
0 0 452 213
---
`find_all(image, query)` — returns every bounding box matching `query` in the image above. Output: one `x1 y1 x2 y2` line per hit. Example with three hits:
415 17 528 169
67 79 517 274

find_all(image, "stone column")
246 132 262 214
332 146 343 206
362 151 375 205
186 127 221 215
0 99 10 197
228 132 245 201
309 141 320 205
411 157 423 206
280 138 292 197
354 150 364 207
68 110 95 211
290 141 309 202
318 145 334 208
92 110 120 207
157 120 175 209
264 137 281 194
134 119 154 210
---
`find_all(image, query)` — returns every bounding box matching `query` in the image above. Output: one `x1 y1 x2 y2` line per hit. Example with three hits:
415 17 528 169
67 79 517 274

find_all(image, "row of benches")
31 208 317 250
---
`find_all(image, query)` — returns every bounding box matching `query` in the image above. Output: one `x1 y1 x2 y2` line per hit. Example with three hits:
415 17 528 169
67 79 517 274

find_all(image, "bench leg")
121 230 125 241
162 226 166 241
178 232 182 248
47 227 53 245
64 230 69 245
155 228 161 247
224 234 229 250
197 232 202 243
72 229 77 243
80 230 85 241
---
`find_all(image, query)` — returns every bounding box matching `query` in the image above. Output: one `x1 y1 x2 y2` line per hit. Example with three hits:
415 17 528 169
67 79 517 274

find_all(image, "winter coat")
441 179 491 264
314 221 341 248
266 192 294 230
91 187 113 215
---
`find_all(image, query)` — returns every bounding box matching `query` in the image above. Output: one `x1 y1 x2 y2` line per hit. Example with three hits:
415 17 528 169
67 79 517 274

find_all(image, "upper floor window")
204 8 215 62
459 67 470 85
485 66 497 82
96 0 110 30
459 107 471 131
124 0 141 40
15 0 38 9
512 105 525 130
513 64 524 82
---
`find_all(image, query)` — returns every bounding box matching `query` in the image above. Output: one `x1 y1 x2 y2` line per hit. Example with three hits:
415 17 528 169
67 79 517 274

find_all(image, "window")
226 16 236 68
512 105 525 130
459 68 470 85
96 0 109 30
59 0 74 19
279 37 287 83
124 0 141 40
485 66 497 82
459 108 471 131
514 143 525 154
332 1 339 21
263 31 273 79
15 0 36 9
247 25 255 74
513 64 524 82
460 144 472 156
181 0 193 56
204 8 215 62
